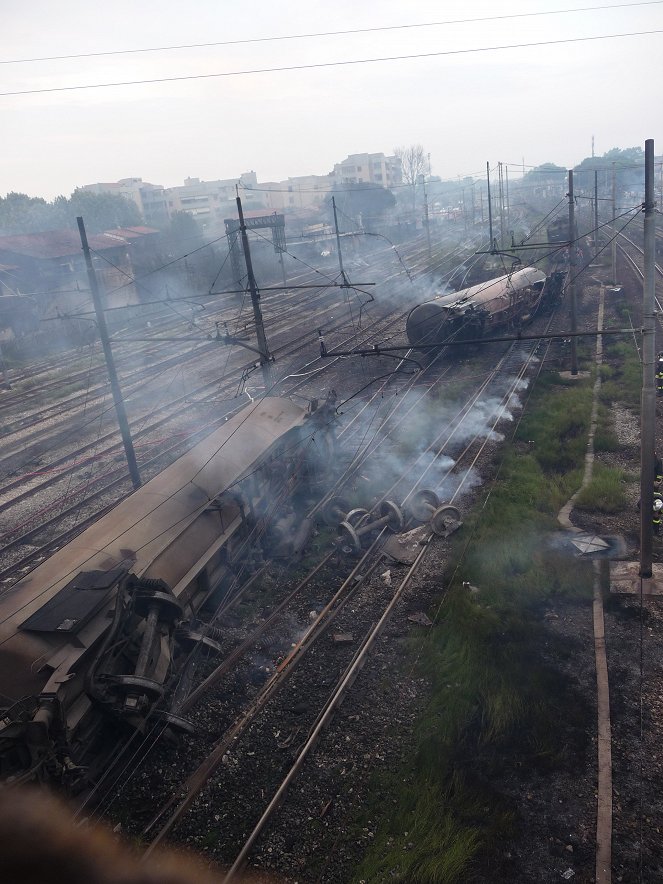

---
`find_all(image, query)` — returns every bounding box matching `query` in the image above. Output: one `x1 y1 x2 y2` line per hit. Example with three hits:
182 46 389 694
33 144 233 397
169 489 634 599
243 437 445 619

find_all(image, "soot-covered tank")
405 266 548 349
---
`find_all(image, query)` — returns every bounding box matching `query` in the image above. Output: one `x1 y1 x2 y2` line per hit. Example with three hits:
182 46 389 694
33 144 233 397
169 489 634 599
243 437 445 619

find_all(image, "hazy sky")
3 0 662 199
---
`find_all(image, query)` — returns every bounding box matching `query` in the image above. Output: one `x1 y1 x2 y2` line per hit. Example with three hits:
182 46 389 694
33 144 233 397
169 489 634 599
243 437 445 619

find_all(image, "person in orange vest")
654 490 663 535
656 354 663 395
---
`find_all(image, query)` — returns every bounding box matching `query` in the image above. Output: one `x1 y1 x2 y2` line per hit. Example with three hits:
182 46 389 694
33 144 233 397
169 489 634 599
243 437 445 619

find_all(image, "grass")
594 404 621 452
514 373 593 472
600 339 641 409
351 373 596 882
575 463 629 513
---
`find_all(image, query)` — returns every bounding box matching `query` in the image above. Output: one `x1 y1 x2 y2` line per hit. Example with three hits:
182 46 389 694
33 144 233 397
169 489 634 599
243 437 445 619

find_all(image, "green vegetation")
513 372 593 472
352 373 596 883
0 189 143 235
594 403 621 452
597 293 640 433
600 328 641 409
575 464 629 513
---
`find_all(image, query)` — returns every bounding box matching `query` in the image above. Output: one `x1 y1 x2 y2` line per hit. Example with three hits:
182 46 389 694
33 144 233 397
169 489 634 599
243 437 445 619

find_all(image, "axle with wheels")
337 500 404 553
407 489 461 536
107 585 182 715
322 497 372 529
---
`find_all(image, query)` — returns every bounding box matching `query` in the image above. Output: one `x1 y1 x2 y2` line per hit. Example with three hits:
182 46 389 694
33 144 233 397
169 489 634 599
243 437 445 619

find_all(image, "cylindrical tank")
406 268 547 349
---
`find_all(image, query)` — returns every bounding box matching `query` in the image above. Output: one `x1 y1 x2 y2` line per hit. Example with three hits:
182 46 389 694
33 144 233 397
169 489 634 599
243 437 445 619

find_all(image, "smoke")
342 374 530 507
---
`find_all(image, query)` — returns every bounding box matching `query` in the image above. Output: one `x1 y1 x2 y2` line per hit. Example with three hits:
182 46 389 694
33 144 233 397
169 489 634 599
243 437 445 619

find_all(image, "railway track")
0 228 478 590
0 303 410 589
76 309 553 877
10 211 658 880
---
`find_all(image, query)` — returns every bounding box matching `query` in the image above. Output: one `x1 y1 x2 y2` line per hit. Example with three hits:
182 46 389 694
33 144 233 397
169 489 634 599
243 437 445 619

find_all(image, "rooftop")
0 229 130 259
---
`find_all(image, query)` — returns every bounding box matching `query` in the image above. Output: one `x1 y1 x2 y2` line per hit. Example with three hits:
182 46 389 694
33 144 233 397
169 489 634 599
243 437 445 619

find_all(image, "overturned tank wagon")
405 266 551 350
0 396 336 787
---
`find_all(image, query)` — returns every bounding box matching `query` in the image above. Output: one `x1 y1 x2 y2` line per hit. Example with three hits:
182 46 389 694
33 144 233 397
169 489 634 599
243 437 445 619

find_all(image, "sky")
2 0 662 199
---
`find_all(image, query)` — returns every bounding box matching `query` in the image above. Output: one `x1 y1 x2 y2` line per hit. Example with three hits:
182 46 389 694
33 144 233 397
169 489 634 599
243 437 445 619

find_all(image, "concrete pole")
640 139 656 578
505 164 510 238
486 162 494 250
498 162 505 247
236 196 272 391
278 251 287 288
611 162 617 284
594 170 600 261
423 178 432 260
331 197 349 286
568 171 578 375
77 216 141 490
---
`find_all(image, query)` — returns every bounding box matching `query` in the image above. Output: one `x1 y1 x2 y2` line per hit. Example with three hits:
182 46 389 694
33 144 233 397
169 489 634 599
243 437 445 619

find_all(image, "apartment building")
332 153 402 188
258 174 333 215
80 150 401 232
80 178 169 227
166 172 263 229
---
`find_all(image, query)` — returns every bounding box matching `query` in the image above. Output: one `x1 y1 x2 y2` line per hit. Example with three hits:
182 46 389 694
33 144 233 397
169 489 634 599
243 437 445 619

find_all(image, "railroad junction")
0 194 662 884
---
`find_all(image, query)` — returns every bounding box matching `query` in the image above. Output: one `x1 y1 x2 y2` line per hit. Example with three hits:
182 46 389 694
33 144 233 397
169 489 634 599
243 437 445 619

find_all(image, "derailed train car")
0 397 335 786
405 266 562 349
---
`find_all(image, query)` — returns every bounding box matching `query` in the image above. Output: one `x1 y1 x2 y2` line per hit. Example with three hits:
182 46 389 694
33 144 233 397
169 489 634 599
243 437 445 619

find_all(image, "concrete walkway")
555 286 612 884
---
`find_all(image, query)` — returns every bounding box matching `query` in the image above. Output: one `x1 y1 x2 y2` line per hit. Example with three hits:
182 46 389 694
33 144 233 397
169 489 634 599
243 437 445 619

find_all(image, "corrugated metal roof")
0 229 128 259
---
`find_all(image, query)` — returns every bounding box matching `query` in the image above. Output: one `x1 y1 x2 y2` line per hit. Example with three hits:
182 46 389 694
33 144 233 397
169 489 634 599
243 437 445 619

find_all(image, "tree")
0 190 142 235
61 189 143 232
574 147 645 195
0 193 56 235
394 144 428 211
166 211 203 247
326 183 396 228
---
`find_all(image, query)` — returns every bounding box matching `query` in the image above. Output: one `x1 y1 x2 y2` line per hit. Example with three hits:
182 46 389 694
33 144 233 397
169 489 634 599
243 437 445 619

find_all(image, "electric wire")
4 2 659 66
2 29 661 97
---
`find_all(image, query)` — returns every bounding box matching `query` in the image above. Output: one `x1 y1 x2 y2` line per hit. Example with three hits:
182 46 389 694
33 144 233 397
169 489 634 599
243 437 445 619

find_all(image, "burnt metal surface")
21 568 126 633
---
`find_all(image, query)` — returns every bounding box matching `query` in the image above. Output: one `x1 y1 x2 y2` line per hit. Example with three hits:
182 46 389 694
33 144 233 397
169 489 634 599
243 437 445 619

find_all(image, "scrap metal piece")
408 612 432 627
382 525 430 564
332 633 354 644
571 533 610 555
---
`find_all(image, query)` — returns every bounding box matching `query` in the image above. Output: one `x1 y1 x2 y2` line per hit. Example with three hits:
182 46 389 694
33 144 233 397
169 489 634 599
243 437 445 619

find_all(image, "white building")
80 178 169 227
332 153 402 188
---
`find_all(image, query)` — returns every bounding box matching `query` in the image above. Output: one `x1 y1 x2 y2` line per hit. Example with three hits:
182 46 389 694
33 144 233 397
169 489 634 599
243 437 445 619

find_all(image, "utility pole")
611 162 618 284
640 139 656 578
423 176 432 260
568 171 578 376
505 164 510 238
594 170 600 261
236 196 272 391
278 251 287 288
331 197 350 287
498 162 505 247
486 162 494 250
77 216 141 490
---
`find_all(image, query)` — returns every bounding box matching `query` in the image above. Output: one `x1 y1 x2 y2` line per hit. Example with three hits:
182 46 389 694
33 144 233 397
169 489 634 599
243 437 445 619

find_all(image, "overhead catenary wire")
1 29 661 97
3 2 659 66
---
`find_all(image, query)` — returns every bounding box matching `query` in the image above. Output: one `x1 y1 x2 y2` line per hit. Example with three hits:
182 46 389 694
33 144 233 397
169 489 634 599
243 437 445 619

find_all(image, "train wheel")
430 505 462 536
408 489 441 522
